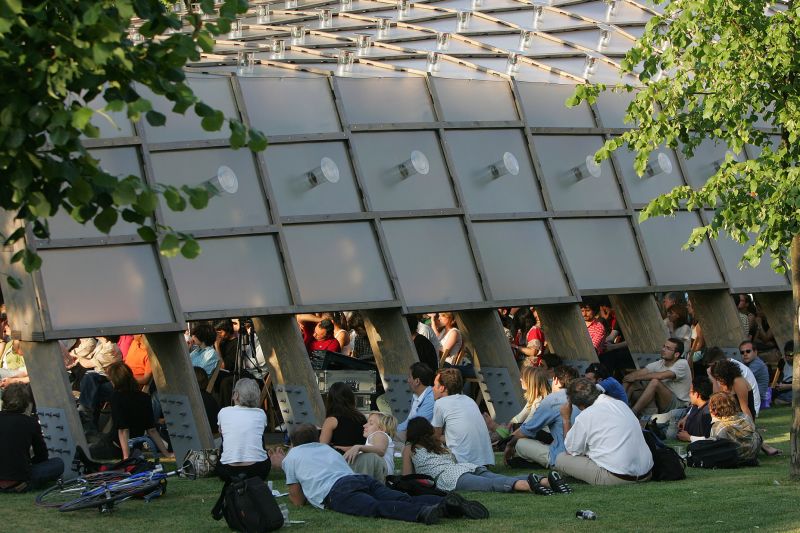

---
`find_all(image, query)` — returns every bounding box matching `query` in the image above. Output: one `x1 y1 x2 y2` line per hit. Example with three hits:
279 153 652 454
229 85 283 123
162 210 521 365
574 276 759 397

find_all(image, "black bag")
212 476 284 532
642 430 686 481
686 439 740 469
385 474 447 497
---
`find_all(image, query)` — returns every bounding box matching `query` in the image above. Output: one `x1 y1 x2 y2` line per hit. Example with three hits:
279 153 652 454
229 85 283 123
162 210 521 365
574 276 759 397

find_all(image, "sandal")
528 474 554 496
547 471 572 494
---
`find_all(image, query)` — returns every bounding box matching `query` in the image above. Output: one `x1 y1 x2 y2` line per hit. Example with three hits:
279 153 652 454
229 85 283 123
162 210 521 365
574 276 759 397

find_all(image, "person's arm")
401 444 415 475
623 368 676 383
119 428 131 460
427 314 442 337
146 428 174 458
732 378 753 419
30 421 49 464
319 417 338 445
433 426 444 443
135 370 153 387
287 483 307 507
560 402 573 437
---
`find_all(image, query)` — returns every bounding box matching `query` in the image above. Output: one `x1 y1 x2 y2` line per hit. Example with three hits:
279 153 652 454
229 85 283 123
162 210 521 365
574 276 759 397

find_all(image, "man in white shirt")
432 368 494 466
416 318 443 355
624 338 691 416
556 378 653 485
396 362 436 442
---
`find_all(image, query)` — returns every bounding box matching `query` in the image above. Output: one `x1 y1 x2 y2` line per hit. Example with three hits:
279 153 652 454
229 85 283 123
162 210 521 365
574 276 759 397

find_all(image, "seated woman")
403 417 570 495
189 324 220 378
108 362 172 460
0 384 63 492
706 392 762 466
343 411 397 475
217 378 270 481
484 367 550 443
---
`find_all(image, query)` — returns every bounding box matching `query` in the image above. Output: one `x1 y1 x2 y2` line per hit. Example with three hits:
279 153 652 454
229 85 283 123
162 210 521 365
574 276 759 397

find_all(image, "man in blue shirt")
504 365 579 468
396 362 435 441
584 362 628 404
740 341 770 406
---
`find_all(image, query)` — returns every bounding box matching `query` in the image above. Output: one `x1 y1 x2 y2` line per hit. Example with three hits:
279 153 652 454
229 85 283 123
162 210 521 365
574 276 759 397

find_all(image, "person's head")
739 340 758 364
660 337 684 362
736 293 755 314
520 366 551 406
710 359 742 390
194 366 209 390
192 323 216 347
552 365 579 391
784 340 795 363
663 291 685 312
214 319 235 340
566 377 601 409
708 392 741 419
314 319 334 341
434 368 463 399
541 353 563 371
579 303 598 323
406 316 419 337
689 378 712 406
1 383 31 414
438 312 455 329
584 362 610 383
363 412 397 439
702 346 726 367
107 361 137 392
408 362 435 392
290 423 320 446
232 378 260 407
667 303 689 329
325 381 363 421
406 417 446 455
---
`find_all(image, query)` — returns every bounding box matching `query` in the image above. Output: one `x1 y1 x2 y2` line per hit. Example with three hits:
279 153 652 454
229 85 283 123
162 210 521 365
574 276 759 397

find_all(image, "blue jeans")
325 474 443 523
30 458 64 488
78 373 112 412
454 467 526 492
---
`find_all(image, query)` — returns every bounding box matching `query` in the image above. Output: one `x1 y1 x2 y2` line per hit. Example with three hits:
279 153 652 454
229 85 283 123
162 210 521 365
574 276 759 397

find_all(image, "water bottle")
576 510 597 520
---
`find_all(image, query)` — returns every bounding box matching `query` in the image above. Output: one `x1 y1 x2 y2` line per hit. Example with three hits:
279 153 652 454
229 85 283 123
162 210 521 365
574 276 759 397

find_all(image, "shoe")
547 471 572 494
417 504 443 525
441 492 489 519
528 473 554 496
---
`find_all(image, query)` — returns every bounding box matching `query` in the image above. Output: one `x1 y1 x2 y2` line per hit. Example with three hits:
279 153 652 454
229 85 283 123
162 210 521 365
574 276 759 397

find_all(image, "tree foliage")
569 0 800 272
0 0 266 282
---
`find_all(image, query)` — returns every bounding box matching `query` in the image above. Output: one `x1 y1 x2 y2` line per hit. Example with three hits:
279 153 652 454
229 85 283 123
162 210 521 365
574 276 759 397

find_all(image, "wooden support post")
456 309 522 423
610 294 669 353
144 332 214 463
21 341 89 480
689 289 744 353
361 309 418 423
252 315 324 432
536 303 599 362
756 292 794 355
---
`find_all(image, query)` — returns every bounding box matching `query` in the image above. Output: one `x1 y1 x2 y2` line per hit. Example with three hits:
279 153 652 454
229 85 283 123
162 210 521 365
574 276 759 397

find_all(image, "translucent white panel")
614 146 685 204
434 0 523 9
337 78 435 124
517 82 595 127
396 38 491 54
351 131 457 211
283 222 394 304
140 78 238 143
552 218 648 290
566 0 654 23
475 59 579 84
638 211 724 286
381 217 483 306
473 221 570 299
539 57 628 84
681 140 744 189
557 28 634 56
443 129 543 213
713 230 790 290
265 142 362 217
47 148 142 239
423 16 513 33
86 92 135 138
433 78 518 122
168 236 292 312
532 135 624 211
384 59 499 80
480 34 576 55
595 91 635 128
40 245 174 329
744 136 782 159
492 9 592 30
240 77 341 136
149 149 270 231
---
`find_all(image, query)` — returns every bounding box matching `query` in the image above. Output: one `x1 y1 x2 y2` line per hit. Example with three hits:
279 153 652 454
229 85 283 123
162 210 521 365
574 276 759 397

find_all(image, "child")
343 412 396 475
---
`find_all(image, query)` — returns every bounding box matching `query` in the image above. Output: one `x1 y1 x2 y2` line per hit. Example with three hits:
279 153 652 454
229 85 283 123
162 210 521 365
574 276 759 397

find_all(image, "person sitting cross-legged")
282 423 489 525
676 378 713 442
697 392 762 466
624 337 690 417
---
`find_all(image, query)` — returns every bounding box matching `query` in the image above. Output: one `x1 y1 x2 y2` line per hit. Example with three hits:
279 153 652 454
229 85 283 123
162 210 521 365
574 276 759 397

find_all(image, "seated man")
306 319 341 355
77 336 122 431
774 341 794 406
580 302 606 355
282 423 487 525
504 366 579 468
584 362 627 404
624 338 690 417
556 378 653 485
396 362 435 442
407 317 439 371
432 368 494 466
740 340 769 406
676 378 713 442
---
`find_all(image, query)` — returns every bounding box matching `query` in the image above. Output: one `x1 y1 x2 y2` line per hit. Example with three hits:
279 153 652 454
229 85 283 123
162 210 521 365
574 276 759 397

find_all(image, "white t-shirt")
366 430 395 475
283 442 353 509
432 394 494 466
218 406 268 464
645 358 691 403
732 358 761 415
438 329 463 364
565 395 653 477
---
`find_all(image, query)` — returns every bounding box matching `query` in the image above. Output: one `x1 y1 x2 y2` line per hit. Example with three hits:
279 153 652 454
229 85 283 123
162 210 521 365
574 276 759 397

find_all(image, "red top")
307 337 341 354
586 320 606 354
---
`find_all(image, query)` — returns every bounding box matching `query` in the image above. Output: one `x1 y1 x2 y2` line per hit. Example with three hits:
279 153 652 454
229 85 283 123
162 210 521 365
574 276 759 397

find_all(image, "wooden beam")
689 289 743 348
21 341 89 479
536 303 599 362
456 309 522 423
756 291 794 354
252 315 325 430
610 293 668 354
144 332 214 462
0 215 46 342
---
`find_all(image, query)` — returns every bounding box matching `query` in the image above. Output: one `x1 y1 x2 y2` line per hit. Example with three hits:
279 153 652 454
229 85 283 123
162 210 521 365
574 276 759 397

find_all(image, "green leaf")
200 110 224 131
247 128 268 152
135 190 158 215
180 238 201 259
160 233 180 257
6 276 22 290
93 208 118 234
145 110 166 126
163 187 187 211
2 0 22 15
21 249 42 273
137 226 158 242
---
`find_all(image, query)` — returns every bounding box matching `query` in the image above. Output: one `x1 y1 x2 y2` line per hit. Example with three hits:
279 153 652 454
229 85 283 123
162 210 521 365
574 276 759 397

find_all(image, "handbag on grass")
183 448 220 478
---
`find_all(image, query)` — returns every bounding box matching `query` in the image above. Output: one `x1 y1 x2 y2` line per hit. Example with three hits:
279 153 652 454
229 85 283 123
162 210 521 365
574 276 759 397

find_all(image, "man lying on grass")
282 423 489 525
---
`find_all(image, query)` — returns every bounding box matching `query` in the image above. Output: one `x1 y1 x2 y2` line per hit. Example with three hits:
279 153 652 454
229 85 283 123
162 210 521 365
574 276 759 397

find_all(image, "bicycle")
37 464 195 513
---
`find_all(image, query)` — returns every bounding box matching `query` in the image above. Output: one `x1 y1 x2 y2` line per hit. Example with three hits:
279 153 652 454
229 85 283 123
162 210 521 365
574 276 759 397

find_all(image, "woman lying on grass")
402 417 571 495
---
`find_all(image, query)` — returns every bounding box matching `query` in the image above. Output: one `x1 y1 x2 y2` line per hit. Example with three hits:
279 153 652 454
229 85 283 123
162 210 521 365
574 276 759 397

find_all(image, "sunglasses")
740 349 753 354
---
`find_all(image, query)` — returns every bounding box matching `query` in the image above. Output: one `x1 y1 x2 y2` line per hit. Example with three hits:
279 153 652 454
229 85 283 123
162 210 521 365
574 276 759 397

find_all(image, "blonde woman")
485 367 550 441
429 312 463 366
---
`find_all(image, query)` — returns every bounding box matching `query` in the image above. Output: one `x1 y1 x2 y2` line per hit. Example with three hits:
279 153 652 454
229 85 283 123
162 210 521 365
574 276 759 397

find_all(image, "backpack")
385 474 448 497
642 430 686 481
212 476 284 532
686 439 740 469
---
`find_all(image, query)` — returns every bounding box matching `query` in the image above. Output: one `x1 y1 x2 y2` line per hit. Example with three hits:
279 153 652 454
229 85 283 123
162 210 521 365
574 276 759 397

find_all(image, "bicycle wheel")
58 479 161 512
36 472 130 508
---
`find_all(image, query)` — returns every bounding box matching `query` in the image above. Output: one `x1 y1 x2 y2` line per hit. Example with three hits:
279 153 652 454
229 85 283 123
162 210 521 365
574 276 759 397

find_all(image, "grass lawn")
2 406 800 533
